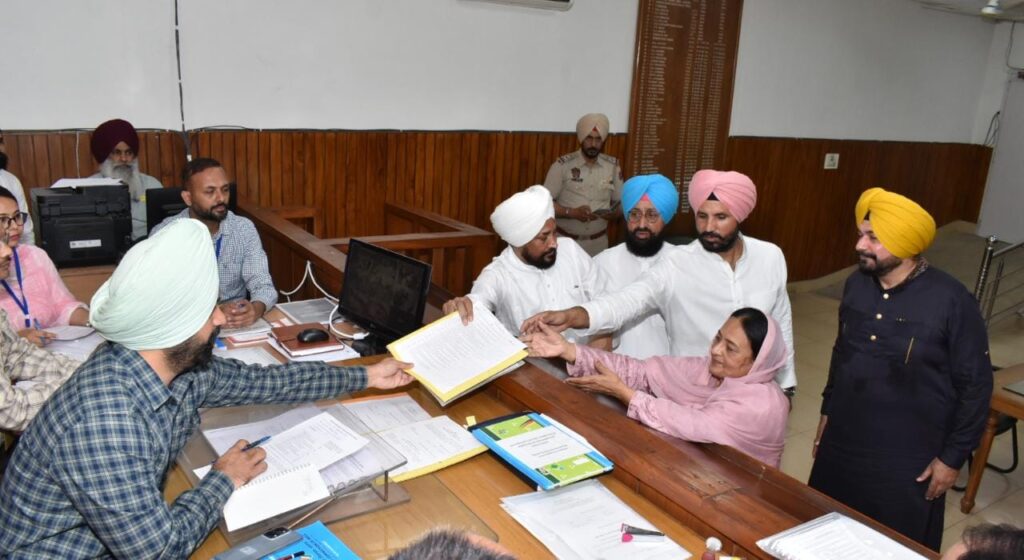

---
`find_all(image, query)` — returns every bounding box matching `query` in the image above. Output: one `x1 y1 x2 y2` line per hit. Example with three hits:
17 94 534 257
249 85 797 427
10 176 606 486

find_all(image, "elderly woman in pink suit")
524 307 790 467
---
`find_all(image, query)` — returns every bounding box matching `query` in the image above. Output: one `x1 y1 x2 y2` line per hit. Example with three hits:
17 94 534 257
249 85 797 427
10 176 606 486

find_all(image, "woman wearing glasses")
0 187 89 346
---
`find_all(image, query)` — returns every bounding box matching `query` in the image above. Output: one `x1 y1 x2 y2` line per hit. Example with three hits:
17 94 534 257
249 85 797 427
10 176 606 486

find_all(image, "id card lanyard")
1 248 32 328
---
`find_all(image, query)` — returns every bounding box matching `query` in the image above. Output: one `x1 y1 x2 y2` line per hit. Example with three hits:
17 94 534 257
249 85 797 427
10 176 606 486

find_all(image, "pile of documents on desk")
219 317 273 345
756 512 927 559
501 480 690 559
196 408 383 531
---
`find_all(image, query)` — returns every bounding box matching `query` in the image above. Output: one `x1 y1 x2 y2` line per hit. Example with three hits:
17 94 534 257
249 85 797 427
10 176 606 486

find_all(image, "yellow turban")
855 188 936 259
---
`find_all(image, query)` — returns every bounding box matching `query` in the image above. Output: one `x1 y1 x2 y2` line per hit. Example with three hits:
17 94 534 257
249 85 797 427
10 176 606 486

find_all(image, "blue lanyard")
1 248 31 328
215 237 223 260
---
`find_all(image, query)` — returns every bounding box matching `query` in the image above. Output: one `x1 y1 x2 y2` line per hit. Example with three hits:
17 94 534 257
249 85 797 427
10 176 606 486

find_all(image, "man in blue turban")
592 174 678 358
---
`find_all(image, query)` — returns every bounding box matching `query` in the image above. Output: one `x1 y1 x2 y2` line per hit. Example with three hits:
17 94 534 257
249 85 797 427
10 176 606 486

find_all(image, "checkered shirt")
0 342 366 558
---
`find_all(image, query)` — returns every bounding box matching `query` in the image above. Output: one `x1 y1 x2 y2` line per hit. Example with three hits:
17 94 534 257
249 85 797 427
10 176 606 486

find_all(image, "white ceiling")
917 0 1024 21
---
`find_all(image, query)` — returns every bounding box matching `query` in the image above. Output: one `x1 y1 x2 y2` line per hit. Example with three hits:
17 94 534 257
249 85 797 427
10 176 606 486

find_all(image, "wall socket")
824 153 840 170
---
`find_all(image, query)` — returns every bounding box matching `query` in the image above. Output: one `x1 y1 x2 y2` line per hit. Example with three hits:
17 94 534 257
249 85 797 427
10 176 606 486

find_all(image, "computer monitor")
145 184 238 234
337 239 432 348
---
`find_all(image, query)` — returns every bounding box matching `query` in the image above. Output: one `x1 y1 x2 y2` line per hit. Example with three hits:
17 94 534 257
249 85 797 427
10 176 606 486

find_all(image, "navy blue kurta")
808 265 992 551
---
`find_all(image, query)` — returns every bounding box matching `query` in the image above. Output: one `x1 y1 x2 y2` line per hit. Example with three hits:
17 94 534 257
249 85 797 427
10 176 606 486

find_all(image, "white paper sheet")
50 178 123 189
390 308 525 394
501 480 690 560
493 425 593 470
342 394 432 432
220 318 272 342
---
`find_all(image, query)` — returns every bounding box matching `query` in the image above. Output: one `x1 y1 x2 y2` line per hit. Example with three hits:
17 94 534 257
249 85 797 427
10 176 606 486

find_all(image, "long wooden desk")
166 373 709 559
961 363 1024 513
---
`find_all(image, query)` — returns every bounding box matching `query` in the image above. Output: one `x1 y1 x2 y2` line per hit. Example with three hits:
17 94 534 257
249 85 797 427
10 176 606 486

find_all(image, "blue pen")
214 337 227 349
209 436 270 467
242 435 271 451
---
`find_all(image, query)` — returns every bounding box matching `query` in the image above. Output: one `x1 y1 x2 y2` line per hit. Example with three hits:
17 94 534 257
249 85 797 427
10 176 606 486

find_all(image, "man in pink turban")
89 118 165 241
522 169 798 395
542 113 623 256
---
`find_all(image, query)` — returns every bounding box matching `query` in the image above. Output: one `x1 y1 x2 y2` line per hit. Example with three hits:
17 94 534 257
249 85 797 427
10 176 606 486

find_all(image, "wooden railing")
240 199 495 303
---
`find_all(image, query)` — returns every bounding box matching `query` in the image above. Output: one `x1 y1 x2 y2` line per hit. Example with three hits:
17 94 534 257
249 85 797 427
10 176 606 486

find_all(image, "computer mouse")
297 327 330 344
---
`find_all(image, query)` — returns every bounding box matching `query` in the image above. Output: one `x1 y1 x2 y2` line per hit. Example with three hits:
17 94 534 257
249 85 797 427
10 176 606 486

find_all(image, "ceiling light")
982 0 1003 16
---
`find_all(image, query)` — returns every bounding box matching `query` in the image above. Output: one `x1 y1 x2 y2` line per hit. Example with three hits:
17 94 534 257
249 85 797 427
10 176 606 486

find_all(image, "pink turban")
91 119 140 163
576 113 609 143
687 170 757 223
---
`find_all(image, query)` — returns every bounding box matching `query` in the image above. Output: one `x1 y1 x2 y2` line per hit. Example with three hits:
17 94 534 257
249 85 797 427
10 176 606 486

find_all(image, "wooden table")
166 360 709 559
961 363 1024 513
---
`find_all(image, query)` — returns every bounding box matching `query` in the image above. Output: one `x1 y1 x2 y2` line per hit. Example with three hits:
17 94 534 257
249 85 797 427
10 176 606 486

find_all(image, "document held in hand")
386 308 528 406
470 412 613 491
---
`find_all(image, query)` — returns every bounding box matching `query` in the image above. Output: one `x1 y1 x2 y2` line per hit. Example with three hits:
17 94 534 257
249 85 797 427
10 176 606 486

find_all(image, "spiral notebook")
222 464 330 531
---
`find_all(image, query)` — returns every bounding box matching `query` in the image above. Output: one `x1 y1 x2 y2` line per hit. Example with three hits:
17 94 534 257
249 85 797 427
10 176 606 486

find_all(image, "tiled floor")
781 223 1024 555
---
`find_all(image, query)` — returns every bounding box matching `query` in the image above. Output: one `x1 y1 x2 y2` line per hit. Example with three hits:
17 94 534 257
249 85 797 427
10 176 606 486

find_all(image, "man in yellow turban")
0 219 414 557
809 188 992 551
543 113 624 256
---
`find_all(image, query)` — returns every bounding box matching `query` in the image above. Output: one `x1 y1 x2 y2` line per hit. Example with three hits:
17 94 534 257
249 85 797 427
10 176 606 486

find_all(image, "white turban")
490 185 555 247
90 219 219 350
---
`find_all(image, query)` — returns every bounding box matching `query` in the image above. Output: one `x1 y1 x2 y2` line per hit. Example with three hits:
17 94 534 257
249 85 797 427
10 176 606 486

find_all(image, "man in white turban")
0 219 414 558
543 113 624 256
443 186 608 346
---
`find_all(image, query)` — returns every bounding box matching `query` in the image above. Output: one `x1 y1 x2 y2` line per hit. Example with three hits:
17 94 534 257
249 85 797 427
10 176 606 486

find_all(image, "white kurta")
593 243 671 359
582 235 797 389
468 237 606 342
0 170 34 245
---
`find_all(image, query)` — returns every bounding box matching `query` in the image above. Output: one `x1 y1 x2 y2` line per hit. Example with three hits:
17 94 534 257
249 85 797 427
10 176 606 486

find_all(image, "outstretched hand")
367 358 415 390
521 322 575 362
565 361 635 404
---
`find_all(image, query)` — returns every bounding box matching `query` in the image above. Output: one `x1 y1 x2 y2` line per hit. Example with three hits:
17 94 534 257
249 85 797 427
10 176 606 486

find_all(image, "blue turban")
621 174 679 224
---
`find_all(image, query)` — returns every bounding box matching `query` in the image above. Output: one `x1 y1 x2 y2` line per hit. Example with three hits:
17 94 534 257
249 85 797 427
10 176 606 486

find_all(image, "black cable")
173 0 191 159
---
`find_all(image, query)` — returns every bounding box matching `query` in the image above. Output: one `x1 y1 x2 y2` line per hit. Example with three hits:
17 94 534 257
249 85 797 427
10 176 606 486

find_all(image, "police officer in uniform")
543 113 624 256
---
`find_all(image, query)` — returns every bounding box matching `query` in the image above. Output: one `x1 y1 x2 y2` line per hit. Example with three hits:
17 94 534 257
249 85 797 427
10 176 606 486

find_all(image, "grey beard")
99 158 144 201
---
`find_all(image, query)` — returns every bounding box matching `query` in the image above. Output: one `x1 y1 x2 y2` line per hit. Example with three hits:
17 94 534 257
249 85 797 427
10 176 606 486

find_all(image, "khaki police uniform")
542 150 623 256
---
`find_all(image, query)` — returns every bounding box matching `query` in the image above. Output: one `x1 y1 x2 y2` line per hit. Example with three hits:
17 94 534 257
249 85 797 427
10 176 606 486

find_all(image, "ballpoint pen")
209 436 271 467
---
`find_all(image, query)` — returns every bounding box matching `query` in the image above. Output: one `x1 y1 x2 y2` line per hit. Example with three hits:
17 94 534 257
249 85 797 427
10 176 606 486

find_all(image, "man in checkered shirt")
152 157 277 329
0 219 413 558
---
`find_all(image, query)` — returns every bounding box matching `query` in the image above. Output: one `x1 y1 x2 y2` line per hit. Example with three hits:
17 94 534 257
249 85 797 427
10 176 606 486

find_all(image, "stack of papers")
343 393 486 482
387 308 527 406
221 318 273 344
502 480 690 559
756 512 927 559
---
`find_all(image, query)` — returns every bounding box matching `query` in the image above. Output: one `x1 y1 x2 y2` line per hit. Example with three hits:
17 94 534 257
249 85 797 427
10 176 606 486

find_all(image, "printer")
31 180 132 268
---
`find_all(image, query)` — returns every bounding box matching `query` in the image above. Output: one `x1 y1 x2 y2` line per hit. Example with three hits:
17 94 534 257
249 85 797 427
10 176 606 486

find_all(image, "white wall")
0 1 182 130
977 22 1024 242
730 0 996 143
0 0 638 132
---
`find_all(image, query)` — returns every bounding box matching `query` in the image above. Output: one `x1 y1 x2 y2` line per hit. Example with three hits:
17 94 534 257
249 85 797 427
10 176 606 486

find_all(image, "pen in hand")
209 435 271 467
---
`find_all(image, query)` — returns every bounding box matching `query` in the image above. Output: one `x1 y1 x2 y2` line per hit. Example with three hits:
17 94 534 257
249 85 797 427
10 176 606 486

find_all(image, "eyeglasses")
0 212 28 229
627 209 662 223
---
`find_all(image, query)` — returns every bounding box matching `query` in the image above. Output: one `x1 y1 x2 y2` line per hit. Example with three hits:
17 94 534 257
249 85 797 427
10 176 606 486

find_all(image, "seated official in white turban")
443 185 609 346
0 219 414 558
